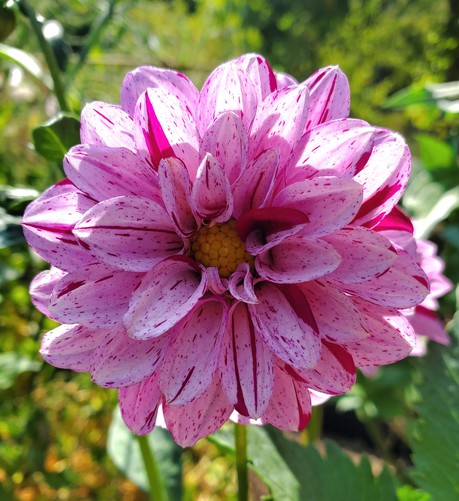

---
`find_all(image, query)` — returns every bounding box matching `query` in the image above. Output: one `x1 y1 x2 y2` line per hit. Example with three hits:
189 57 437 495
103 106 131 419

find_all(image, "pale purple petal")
304 66 350 130
200 112 248 185
228 263 258 303
49 263 143 328
64 144 162 204
163 376 233 447
80 102 135 149
191 154 233 222
160 299 227 405
119 373 162 435
407 306 450 345
234 53 277 101
220 302 274 418
249 283 321 369
275 71 298 88
125 256 207 340
206 267 228 295
121 66 199 117
74 196 183 272
30 267 66 319
256 235 341 284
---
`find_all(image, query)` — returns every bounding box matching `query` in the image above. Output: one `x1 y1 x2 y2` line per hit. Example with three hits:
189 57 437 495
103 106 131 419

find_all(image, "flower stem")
136 434 168 501
234 423 249 501
18 0 70 111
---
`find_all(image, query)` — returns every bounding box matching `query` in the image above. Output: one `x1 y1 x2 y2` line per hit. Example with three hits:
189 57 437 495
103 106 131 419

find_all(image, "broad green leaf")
415 134 455 171
415 187 459 239
107 407 182 500
408 312 459 499
0 42 51 88
32 113 81 162
210 425 398 501
0 353 41 390
383 87 435 110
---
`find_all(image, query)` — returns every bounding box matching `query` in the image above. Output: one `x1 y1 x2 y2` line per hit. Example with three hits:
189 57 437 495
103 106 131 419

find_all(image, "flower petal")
49 263 143 328
234 53 277 101
74 196 183 272
160 299 227 405
134 88 199 176
80 102 135 149
119 373 162 435
191 154 233 222
30 267 66 319
408 306 450 345
228 263 258 303
256 235 341 284
261 365 311 431
200 111 248 185
220 302 274 418
304 66 350 130
22 182 96 272
64 144 162 203
163 376 232 447
273 177 363 236
249 283 321 370
121 66 199 117
40 324 107 372
125 256 207 340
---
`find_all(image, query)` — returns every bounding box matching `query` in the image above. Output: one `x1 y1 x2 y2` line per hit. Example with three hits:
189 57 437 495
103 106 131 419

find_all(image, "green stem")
65 0 118 83
136 434 168 501
18 0 70 111
235 423 249 501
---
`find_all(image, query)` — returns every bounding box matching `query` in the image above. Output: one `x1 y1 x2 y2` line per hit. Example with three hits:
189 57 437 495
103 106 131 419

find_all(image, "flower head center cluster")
190 219 254 278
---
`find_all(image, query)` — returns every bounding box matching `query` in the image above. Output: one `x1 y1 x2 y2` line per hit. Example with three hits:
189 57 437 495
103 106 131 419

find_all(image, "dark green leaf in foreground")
32 112 80 162
210 425 397 501
107 407 182 500
408 316 459 500
0 207 23 248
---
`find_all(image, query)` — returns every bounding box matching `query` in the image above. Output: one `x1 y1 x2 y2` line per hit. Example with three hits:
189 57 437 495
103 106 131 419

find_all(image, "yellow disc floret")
191 218 254 278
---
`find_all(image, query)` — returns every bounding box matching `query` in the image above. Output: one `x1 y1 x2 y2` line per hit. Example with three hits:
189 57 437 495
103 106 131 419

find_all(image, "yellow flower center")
191 219 254 278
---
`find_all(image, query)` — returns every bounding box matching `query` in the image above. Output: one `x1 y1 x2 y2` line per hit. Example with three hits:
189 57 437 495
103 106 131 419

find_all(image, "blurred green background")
1 0 459 499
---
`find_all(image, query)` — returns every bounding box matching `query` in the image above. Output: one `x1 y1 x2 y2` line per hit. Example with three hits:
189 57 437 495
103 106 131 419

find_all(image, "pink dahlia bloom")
23 54 429 447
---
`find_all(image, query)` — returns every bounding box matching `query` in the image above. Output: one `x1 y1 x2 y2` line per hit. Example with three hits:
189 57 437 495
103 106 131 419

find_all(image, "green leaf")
107 406 182 500
32 113 81 162
408 313 459 499
383 86 435 109
210 425 398 501
0 207 23 248
0 353 41 390
415 134 456 171
396 485 431 501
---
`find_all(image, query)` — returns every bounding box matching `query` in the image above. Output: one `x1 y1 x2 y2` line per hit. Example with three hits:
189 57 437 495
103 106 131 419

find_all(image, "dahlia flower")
23 54 430 447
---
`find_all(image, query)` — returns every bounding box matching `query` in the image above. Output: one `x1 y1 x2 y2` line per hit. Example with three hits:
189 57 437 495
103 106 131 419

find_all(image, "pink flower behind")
23 54 430 447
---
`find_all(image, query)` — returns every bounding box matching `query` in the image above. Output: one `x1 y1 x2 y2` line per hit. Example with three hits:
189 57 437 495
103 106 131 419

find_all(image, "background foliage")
1 0 459 499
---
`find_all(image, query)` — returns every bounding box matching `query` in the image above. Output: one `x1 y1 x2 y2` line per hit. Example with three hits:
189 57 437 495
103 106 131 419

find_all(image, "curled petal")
119 373 162 435
30 267 66 319
206 267 228 295
228 263 258 304
163 376 233 447
125 256 207 340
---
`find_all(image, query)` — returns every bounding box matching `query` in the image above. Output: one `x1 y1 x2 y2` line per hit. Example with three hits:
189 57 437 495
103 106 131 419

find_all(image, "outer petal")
249 283 321 370
200 112 248 185
346 251 429 309
304 66 351 130
119 373 162 435
407 306 450 345
232 149 279 218
134 88 199 176
125 256 207 340
91 326 170 388
158 158 198 238
30 267 66 319
159 299 227 405
234 53 277 101
276 71 297 88
80 102 135 150
261 365 311 431
49 263 143 328
191 154 233 222
249 84 309 168
285 340 356 395
40 324 107 372
74 196 183 272
256 235 341 284
353 129 411 227
273 177 363 237
323 227 397 284
346 299 416 367
163 376 233 447
22 182 96 272
121 66 199 117
64 144 162 204
196 61 257 136
221 302 274 418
